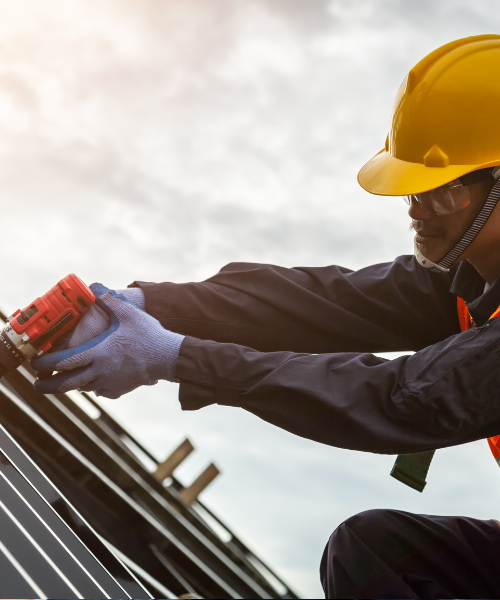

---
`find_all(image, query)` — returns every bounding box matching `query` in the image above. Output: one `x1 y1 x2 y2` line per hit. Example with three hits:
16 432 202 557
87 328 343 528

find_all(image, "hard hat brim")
358 149 499 196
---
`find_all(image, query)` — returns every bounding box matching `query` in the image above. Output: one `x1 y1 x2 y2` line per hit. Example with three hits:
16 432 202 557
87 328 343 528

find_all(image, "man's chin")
414 239 445 264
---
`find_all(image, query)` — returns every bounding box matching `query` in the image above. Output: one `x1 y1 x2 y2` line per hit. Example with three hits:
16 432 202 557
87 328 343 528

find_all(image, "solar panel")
0 310 298 599
0 417 151 598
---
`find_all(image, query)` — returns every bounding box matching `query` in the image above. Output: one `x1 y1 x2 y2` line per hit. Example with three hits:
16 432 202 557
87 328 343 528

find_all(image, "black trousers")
320 509 500 599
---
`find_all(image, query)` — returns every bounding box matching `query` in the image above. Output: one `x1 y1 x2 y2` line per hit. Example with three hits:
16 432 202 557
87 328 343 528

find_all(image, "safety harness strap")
390 450 435 492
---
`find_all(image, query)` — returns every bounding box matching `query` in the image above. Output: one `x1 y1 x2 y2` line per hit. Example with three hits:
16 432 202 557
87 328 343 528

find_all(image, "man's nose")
408 197 433 220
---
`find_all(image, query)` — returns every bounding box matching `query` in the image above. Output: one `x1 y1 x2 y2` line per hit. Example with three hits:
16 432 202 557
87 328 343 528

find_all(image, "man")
33 35 500 598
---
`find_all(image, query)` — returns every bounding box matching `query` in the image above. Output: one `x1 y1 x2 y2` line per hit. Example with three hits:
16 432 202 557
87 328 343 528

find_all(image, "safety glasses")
403 168 493 215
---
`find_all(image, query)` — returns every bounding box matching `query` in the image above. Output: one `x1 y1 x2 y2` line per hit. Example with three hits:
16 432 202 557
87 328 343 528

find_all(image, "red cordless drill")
0 274 95 378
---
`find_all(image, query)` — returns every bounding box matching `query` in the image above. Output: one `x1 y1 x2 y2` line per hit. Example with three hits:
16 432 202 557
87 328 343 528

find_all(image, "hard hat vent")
423 145 449 168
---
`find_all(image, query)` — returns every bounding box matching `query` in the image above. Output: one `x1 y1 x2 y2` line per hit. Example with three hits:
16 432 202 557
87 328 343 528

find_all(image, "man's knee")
328 508 392 551
321 509 409 598
321 510 394 593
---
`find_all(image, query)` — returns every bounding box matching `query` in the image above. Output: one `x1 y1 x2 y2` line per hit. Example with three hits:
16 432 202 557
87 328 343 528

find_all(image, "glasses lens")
403 180 470 215
437 181 470 214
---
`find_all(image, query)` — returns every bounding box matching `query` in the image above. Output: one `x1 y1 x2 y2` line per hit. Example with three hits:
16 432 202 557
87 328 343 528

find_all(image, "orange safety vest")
457 297 500 466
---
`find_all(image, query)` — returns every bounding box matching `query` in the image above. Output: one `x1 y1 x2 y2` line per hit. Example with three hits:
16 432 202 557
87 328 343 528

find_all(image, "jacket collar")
450 261 500 326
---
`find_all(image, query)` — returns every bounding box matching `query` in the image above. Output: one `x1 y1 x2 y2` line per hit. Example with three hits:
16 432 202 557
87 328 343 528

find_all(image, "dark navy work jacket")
134 256 500 454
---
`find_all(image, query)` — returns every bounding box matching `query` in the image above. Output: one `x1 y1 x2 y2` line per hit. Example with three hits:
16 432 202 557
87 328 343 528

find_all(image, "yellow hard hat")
358 34 500 196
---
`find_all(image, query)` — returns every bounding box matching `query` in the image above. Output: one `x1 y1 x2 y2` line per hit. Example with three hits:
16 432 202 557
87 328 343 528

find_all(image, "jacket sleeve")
133 255 458 354
176 317 500 454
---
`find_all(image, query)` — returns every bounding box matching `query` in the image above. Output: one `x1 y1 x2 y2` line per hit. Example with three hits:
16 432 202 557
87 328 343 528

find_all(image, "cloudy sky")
2 1 500 596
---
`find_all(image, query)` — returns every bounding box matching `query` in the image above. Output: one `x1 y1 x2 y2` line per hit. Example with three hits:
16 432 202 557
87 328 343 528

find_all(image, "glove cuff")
116 287 146 310
150 330 185 383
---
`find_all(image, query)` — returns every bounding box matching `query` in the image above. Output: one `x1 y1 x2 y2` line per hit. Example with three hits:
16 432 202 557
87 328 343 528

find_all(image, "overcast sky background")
2 1 500 597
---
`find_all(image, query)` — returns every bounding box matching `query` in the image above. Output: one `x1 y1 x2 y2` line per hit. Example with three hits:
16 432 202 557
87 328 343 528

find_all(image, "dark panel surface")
0 306 297 600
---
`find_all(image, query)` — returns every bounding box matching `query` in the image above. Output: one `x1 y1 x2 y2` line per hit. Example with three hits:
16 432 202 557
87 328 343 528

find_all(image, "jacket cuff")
176 336 246 411
129 281 170 319
129 281 219 339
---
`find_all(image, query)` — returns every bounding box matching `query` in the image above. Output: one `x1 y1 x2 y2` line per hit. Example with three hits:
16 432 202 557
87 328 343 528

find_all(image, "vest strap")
456 297 473 330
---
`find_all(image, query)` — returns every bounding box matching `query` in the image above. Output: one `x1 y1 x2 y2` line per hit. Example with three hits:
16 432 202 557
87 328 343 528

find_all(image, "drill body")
0 274 95 377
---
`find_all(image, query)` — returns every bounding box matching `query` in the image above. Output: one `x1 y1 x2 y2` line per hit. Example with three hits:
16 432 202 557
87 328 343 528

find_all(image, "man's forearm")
132 255 459 355
175 319 500 454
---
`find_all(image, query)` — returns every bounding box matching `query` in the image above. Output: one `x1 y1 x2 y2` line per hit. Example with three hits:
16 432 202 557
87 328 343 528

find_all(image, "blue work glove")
31 284 185 399
65 286 146 349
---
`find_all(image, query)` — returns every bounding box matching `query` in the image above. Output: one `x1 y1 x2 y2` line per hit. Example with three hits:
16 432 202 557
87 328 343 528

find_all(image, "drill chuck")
0 325 29 373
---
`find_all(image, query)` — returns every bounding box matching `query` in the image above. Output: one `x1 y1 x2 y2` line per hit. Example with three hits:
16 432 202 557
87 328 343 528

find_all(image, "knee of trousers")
326 508 394 555
320 509 395 595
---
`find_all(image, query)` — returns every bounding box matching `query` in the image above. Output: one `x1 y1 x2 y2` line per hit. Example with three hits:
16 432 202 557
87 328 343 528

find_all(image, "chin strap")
414 240 451 272
417 167 500 273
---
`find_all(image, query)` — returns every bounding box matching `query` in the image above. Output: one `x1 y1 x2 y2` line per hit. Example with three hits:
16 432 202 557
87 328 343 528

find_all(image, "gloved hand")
66 286 146 348
31 284 184 399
